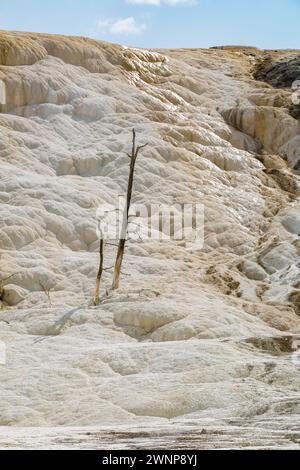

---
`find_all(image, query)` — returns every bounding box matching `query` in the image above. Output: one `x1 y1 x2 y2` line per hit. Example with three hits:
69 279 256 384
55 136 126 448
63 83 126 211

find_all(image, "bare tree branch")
135 143 148 155
94 238 104 306
39 280 52 306
111 129 148 290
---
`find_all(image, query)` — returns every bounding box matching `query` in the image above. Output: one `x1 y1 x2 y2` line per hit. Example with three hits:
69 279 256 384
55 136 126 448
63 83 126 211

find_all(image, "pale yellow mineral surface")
0 31 300 447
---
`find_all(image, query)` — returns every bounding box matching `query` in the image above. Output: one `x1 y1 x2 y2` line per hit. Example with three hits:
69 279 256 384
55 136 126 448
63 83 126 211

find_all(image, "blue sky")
1 0 300 49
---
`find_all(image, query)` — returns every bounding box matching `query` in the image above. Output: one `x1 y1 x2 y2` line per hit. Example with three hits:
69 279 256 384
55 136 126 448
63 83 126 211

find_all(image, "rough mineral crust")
0 31 300 447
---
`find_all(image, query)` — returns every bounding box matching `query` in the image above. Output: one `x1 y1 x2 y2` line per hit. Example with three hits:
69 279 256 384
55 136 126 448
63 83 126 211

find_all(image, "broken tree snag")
94 238 104 305
111 129 148 290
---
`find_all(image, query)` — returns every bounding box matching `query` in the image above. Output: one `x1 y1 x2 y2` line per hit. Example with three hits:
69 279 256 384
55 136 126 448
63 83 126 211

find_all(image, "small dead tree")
94 237 104 306
111 129 148 290
0 280 4 310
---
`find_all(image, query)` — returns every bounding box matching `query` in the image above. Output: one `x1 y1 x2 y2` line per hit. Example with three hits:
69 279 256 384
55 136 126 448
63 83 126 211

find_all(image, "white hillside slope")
0 32 300 448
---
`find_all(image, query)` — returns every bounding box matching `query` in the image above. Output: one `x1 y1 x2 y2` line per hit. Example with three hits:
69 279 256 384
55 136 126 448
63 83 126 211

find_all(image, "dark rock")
255 55 300 88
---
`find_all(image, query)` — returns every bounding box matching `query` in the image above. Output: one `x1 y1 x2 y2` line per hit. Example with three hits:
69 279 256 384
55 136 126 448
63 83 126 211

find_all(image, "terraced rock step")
0 32 299 443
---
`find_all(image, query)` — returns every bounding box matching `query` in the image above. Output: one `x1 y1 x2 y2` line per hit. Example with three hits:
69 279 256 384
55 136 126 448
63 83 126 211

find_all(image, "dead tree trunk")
94 238 104 305
111 129 147 290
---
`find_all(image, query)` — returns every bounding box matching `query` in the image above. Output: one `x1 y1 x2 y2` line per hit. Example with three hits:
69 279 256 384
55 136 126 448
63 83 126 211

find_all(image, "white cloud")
95 17 146 36
96 19 111 29
110 17 146 35
127 0 196 5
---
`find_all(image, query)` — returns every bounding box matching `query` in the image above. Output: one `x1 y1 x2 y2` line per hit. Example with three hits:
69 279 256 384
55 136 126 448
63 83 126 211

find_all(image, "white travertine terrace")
0 32 300 445
0 80 5 105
